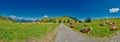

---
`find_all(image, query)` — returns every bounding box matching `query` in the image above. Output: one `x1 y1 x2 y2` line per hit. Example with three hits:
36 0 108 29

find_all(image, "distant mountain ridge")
0 16 33 22
16 18 33 22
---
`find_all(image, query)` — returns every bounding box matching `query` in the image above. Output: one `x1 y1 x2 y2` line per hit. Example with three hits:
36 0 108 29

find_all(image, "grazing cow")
21 23 26 24
80 27 92 33
110 25 118 31
31 22 41 24
70 23 77 28
108 22 115 25
99 23 106 26
70 25 76 28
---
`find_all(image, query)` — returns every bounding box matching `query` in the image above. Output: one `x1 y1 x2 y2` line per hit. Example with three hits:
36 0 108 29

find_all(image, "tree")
59 19 61 23
85 18 91 22
67 19 70 23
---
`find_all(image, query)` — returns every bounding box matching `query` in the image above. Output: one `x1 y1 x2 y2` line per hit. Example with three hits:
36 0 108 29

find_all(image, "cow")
108 22 115 25
70 25 77 28
99 22 106 26
110 25 118 31
21 23 26 24
80 27 92 33
70 23 77 28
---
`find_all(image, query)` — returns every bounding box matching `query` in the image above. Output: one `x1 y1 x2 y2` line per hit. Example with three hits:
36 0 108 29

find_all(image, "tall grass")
0 21 59 42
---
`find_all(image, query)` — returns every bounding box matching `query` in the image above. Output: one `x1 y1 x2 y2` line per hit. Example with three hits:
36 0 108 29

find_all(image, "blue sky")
0 0 120 20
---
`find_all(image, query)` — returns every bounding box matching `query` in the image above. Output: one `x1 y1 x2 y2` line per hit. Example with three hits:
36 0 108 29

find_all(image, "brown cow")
70 25 77 28
70 23 77 28
99 22 106 26
80 27 92 33
21 23 26 24
110 25 118 31
108 22 115 25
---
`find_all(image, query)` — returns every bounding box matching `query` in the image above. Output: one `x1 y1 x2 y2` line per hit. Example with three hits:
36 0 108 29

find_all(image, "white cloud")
43 15 48 18
9 15 16 20
109 8 119 13
10 15 16 18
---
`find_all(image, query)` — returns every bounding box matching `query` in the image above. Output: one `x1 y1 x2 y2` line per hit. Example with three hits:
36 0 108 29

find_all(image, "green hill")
0 16 9 21
40 16 80 23
0 16 14 23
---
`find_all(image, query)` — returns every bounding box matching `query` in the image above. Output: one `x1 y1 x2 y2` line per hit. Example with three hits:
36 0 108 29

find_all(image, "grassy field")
0 19 59 42
66 18 120 38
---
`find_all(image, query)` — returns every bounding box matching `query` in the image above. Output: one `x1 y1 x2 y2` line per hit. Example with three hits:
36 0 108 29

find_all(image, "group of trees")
85 18 91 23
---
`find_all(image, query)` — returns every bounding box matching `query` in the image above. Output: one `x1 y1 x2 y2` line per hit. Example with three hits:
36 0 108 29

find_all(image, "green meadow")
0 17 58 42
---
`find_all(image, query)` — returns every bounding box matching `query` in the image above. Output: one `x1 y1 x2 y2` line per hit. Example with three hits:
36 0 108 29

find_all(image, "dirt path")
55 24 98 42
55 24 120 42
108 31 120 42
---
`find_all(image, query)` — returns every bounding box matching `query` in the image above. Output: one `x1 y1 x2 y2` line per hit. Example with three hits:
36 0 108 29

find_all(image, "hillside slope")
40 16 80 23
